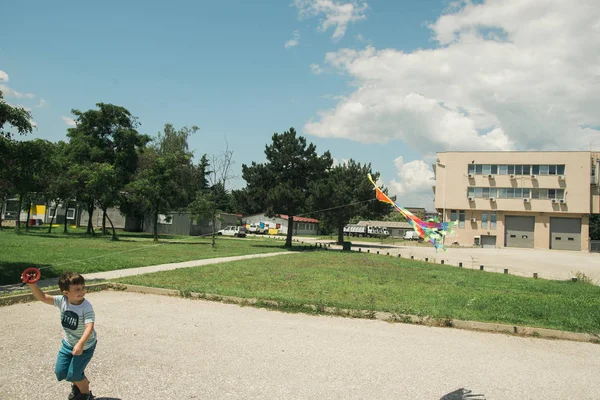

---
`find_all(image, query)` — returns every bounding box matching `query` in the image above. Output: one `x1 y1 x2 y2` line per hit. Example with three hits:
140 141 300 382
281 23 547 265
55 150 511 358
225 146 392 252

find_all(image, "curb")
107 283 600 345
3 282 598 344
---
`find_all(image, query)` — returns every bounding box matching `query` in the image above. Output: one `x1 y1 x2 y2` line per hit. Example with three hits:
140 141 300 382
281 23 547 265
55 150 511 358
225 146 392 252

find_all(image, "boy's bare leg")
74 378 90 394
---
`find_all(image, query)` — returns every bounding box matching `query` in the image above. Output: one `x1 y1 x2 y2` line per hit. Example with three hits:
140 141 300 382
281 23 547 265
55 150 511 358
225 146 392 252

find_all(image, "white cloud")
35 98 47 108
389 156 435 207
0 70 35 99
310 63 324 74
292 0 368 40
61 116 77 127
303 0 600 204
285 30 301 48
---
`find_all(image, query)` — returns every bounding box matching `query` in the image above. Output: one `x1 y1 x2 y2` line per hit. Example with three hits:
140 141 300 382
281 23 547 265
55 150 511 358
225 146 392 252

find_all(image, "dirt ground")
1 291 599 400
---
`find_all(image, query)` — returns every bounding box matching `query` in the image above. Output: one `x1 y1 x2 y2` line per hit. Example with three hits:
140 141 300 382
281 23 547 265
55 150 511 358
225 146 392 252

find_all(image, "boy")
26 271 97 400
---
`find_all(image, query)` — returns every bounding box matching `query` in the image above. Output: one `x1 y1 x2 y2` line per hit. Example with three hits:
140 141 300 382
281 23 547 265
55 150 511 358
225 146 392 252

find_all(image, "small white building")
242 213 319 235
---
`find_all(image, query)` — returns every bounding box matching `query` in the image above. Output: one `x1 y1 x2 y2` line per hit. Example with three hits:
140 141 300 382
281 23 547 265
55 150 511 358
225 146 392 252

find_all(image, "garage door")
504 216 535 248
481 235 497 248
550 217 581 251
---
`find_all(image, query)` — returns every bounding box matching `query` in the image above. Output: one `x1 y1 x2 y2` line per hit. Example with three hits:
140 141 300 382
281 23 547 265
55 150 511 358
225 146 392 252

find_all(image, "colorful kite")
367 173 456 252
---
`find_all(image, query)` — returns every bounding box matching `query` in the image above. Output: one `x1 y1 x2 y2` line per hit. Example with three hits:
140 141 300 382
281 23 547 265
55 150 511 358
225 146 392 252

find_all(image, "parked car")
217 226 247 238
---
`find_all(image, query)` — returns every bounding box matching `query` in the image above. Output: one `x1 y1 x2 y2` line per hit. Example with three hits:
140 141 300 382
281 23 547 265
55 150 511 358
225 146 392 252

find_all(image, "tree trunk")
211 208 216 248
48 202 56 234
63 202 69 234
0 194 4 231
102 207 107 235
285 215 294 248
16 195 23 232
86 203 94 235
153 208 159 242
25 200 32 232
337 225 344 245
106 212 117 241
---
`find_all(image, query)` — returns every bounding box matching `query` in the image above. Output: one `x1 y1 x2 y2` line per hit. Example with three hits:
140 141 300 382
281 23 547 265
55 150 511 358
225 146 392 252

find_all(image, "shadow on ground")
0 262 58 286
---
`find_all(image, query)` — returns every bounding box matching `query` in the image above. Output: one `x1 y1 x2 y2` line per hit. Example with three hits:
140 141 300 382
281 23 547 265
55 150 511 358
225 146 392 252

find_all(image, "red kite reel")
21 267 41 285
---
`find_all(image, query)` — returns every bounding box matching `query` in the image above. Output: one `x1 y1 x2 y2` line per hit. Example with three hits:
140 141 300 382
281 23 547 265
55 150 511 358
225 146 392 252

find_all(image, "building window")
482 212 488 229
482 187 490 199
66 208 76 220
515 165 523 175
549 165 556 175
508 165 515 175
458 210 465 228
468 164 475 174
468 187 475 197
158 214 173 224
475 164 483 174
499 165 508 175
451 210 457 223
491 164 498 174
557 164 565 175
490 212 497 229
482 164 491 175
540 165 549 175
48 207 57 218
532 165 540 175
522 188 530 198
523 165 531 175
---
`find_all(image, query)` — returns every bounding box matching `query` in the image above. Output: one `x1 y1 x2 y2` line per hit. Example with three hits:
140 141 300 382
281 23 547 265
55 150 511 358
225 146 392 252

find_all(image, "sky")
2 0 600 211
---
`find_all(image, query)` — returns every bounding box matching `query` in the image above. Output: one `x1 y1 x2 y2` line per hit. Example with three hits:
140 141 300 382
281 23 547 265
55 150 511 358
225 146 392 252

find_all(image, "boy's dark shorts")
55 340 97 382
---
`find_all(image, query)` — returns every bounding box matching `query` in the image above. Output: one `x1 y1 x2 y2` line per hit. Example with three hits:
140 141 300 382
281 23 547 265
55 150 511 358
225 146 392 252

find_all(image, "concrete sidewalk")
0 251 297 294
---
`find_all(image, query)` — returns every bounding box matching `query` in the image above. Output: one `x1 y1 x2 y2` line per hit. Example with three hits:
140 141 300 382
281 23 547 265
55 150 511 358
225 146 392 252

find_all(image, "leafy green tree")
43 141 78 233
241 127 332 247
66 103 149 234
7 139 53 231
308 160 392 244
189 147 234 248
0 137 15 230
0 90 34 139
127 124 197 241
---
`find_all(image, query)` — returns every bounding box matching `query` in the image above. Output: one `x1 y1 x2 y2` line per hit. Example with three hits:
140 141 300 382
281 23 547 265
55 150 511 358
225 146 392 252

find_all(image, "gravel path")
2 291 599 399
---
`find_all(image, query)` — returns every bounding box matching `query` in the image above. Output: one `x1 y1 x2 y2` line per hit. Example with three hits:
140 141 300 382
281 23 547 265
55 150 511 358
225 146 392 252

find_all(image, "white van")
403 231 420 241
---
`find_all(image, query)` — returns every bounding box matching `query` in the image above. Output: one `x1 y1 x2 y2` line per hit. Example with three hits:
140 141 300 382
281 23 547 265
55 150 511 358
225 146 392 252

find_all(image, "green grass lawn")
115 251 600 334
0 227 288 285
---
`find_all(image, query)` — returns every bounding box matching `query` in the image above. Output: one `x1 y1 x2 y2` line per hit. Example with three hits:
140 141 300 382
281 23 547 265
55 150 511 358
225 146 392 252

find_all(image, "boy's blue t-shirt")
53 295 97 350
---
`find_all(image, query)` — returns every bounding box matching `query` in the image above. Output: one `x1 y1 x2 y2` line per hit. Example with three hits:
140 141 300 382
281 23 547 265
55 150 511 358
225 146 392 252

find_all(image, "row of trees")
1 93 395 246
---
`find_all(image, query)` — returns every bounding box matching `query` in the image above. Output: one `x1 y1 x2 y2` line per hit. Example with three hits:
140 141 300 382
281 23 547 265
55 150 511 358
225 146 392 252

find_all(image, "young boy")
26 271 97 400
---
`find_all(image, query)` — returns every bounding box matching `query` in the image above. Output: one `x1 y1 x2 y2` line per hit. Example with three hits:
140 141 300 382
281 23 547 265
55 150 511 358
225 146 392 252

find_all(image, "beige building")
433 151 600 251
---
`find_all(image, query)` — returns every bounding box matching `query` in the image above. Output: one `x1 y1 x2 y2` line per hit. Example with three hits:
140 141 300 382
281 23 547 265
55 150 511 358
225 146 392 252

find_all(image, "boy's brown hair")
58 272 85 292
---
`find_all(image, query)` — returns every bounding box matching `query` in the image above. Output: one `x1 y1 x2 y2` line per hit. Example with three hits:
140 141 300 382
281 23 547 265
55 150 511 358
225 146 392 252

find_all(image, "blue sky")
2 0 599 209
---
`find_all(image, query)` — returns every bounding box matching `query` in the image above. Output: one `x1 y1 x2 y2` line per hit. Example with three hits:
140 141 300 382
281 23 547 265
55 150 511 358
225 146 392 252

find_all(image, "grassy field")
0 227 287 285
115 251 600 334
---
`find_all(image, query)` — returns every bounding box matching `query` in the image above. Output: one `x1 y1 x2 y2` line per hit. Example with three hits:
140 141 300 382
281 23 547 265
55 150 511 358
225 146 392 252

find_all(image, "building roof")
278 214 319 223
357 220 412 229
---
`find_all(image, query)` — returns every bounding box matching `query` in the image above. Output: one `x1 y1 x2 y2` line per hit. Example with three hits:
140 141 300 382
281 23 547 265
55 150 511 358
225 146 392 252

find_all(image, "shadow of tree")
0 262 58 286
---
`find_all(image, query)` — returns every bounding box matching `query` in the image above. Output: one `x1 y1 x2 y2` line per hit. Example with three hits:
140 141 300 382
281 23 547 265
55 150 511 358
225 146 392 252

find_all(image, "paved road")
1 291 599 400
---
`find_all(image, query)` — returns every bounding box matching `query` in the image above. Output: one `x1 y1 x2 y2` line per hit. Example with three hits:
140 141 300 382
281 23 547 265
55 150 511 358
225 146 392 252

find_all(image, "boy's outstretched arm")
26 283 55 305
